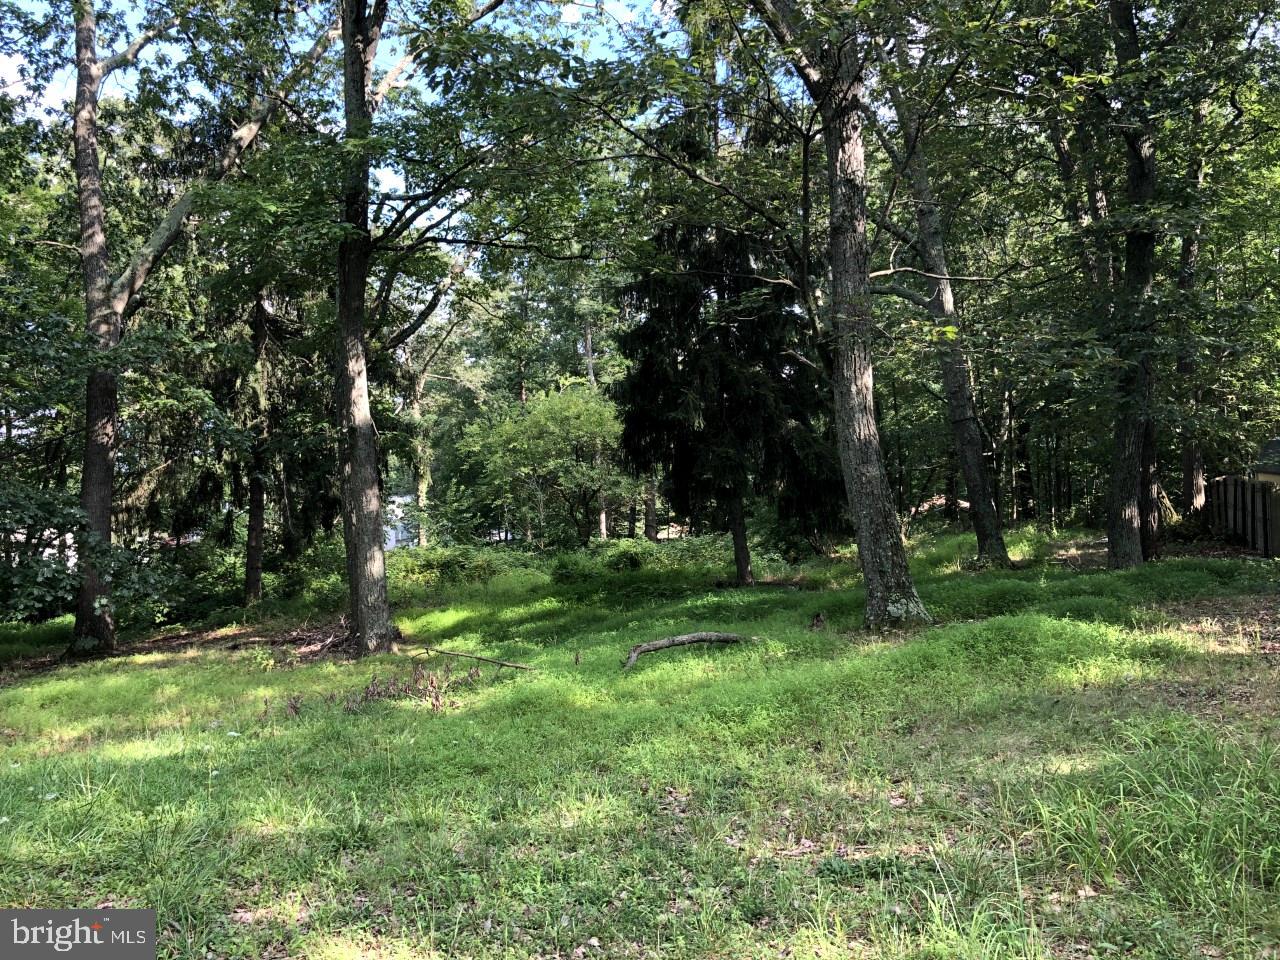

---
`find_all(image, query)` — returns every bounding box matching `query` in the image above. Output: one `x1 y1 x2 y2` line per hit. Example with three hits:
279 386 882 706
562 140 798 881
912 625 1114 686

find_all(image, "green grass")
1 529 1278 958
0 615 72 663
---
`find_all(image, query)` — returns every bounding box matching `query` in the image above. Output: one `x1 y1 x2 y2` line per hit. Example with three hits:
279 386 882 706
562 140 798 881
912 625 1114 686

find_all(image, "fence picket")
1208 476 1279 558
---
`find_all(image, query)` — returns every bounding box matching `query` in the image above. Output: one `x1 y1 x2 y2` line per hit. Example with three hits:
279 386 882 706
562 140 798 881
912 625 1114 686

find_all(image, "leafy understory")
1 531 1278 959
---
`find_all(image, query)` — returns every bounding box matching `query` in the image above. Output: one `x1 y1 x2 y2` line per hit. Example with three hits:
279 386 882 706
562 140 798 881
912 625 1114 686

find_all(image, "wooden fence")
1208 476 1280 557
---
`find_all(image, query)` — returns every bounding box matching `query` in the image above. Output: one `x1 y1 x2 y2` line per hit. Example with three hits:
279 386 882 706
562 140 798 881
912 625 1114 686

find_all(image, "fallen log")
622 632 747 670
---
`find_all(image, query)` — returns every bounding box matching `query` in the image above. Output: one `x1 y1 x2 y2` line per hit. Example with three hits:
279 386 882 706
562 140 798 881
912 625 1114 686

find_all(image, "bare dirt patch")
1047 536 1110 570
1142 592 1280 725
1157 593 1280 654
1047 535 1261 571
0 618 356 685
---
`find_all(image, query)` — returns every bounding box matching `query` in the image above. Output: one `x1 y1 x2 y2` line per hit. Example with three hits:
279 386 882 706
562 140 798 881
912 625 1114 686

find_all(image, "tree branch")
868 266 996 283
747 0 824 96
100 16 180 76
869 283 932 309
381 250 476 352
108 22 339 316
622 632 747 670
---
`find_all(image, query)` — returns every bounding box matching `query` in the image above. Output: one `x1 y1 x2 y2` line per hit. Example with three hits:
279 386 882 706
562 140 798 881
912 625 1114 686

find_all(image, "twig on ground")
623 632 748 670
408 647 534 671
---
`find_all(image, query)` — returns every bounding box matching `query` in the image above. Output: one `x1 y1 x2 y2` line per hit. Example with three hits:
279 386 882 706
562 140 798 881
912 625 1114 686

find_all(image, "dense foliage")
1 0 1278 640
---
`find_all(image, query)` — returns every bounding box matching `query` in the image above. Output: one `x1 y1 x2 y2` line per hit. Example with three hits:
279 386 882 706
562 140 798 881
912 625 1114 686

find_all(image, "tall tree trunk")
1177 107 1207 518
644 476 659 542
584 319 597 386
415 464 430 547
337 0 394 652
821 81 929 628
1181 443 1205 517
1139 415 1161 559
1108 362 1150 569
890 81 1010 565
943 467 960 523
1105 0 1160 569
728 494 754 586
244 295 270 605
62 13 333 657
744 1 925 626
585 323 608 539
69 0 118 655
245 470 265 604
411 366 432 548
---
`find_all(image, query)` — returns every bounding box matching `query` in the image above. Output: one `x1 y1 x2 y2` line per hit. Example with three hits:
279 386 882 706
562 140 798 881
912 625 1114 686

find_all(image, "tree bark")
943 468 959 523
747 0 928 627
584 319 597 386
821 78 929 627
245 470 265 604
644 476 659 541
64 11 335 656
889 81 1010 565
415 464 431 547
69 0 118 655
1105 0 1159 569
1139 415 1161 560
411 365 432 547
1177 106 1207 519
244 295 270 605
1181 443 1205 517
728 494 754 586
337 0 394 652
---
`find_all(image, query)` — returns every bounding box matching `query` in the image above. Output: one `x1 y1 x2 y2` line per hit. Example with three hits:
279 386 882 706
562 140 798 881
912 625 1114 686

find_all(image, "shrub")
387 544 542 592
549 551 600 584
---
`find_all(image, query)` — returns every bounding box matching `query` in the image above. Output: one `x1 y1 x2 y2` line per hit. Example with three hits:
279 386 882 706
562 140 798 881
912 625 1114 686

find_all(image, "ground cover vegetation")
2 531 1280 958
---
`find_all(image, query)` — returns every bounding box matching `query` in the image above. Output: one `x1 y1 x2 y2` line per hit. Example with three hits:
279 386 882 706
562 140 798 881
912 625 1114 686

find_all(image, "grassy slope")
1 530 1278 959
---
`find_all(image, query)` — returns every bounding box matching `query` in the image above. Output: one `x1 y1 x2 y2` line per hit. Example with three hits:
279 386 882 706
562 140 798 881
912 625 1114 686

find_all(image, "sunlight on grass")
1 532 1278 958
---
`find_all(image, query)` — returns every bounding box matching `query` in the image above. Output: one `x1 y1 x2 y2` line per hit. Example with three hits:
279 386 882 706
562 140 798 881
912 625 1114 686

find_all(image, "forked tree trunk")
69 0 118 655
728 494 754 586
890 84 1010 566
338 0 394 652
64 10 334 657
821 82 929 628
